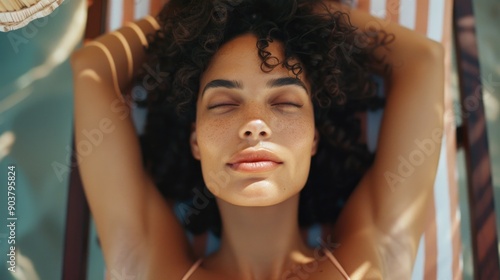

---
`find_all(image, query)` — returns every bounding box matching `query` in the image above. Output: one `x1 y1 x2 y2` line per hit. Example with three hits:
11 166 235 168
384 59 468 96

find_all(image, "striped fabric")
105 0 167 32
104 1 461 279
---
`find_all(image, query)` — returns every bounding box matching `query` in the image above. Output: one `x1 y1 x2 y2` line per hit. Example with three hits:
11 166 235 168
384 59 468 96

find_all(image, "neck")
213 194 312 280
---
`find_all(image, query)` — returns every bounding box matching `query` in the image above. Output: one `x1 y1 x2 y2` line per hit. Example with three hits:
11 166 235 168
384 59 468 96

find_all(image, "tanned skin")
71 2 444 279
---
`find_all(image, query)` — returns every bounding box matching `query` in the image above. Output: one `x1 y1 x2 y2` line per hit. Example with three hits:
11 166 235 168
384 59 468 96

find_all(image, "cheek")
196 117 234 155
271 112 315 149
195 117 237 195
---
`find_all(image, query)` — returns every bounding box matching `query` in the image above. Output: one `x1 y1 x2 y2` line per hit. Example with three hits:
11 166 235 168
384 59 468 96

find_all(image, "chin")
212 179 299 207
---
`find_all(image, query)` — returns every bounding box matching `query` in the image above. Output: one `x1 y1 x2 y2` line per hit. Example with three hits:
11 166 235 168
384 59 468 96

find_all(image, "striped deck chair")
62 0 500 279
453 0 500 279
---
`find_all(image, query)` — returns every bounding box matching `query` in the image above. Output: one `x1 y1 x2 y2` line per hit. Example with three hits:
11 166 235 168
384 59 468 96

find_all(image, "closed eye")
273 103 303 108
207 103 239 110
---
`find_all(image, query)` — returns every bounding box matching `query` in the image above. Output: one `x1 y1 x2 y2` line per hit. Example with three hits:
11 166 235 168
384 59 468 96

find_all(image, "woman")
71 0 444 279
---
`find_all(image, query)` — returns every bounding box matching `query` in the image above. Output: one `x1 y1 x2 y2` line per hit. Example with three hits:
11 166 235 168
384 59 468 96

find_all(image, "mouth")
228 161 282 172
227 149 283 173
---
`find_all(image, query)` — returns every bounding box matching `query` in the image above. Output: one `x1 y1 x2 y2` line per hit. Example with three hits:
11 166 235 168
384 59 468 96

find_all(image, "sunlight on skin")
79 69 103 83
290 250 316 263
385 188 430 234
350 261 372 279
375 230 416 280
374 188 428 278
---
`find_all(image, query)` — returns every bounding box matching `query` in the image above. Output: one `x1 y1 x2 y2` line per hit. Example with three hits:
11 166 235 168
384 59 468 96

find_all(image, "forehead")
199 34 309 91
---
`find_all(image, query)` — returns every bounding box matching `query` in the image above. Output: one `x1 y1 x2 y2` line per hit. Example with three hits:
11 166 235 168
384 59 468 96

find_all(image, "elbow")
70 50 79 66
390 39 445 83
70 48 88 74
402 38 444 70
70 47 106 84
70 49 84 77
427 40 445 62
419 39 445 66
70 48 105 95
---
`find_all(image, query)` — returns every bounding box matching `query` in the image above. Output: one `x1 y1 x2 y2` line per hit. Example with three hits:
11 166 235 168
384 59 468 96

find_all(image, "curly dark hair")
132 0 390 236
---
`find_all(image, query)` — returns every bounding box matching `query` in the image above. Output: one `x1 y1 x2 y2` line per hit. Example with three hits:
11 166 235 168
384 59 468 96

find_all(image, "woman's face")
191 33 319 207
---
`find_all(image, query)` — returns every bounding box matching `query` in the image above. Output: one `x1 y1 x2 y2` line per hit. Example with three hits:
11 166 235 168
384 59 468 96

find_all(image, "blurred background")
0 0 499 279
454 0 500 278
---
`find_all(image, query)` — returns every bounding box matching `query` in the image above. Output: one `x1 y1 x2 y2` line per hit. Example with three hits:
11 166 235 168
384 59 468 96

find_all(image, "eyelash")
274 102 303 108
207 102 303 110
208 103 302 110
207 103 238 109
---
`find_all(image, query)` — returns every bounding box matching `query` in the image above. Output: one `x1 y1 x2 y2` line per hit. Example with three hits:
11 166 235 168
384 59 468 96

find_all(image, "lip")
227 149 283 172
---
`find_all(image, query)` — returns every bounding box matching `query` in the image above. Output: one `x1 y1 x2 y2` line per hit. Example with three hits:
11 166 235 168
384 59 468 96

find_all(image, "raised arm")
320 2 445 279
71 16 193 278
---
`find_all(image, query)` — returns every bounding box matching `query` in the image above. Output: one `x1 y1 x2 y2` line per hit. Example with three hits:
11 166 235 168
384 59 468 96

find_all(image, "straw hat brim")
0 0 65 32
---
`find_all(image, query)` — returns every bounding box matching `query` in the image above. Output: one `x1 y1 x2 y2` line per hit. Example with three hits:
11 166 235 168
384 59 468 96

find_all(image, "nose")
239 119 272 141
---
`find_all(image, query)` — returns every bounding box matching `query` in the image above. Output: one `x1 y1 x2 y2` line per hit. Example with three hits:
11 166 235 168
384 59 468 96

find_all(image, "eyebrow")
267 77 308 93
201 77 308 96
201 79 242 96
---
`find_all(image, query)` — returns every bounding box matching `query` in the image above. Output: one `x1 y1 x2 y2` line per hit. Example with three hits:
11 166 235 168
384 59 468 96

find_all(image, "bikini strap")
181 251 349 280
322 248 351 280
181 259 203 280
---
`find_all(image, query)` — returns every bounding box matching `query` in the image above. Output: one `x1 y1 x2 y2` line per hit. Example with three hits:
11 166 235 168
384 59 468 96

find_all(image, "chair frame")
453 0 500 279
62 1 107 279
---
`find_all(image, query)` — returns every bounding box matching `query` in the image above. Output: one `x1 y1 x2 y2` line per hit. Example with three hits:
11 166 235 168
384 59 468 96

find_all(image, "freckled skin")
190 33 319 206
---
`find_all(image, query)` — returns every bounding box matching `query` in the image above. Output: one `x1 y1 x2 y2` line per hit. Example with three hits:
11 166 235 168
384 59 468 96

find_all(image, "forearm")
71 16 160 94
